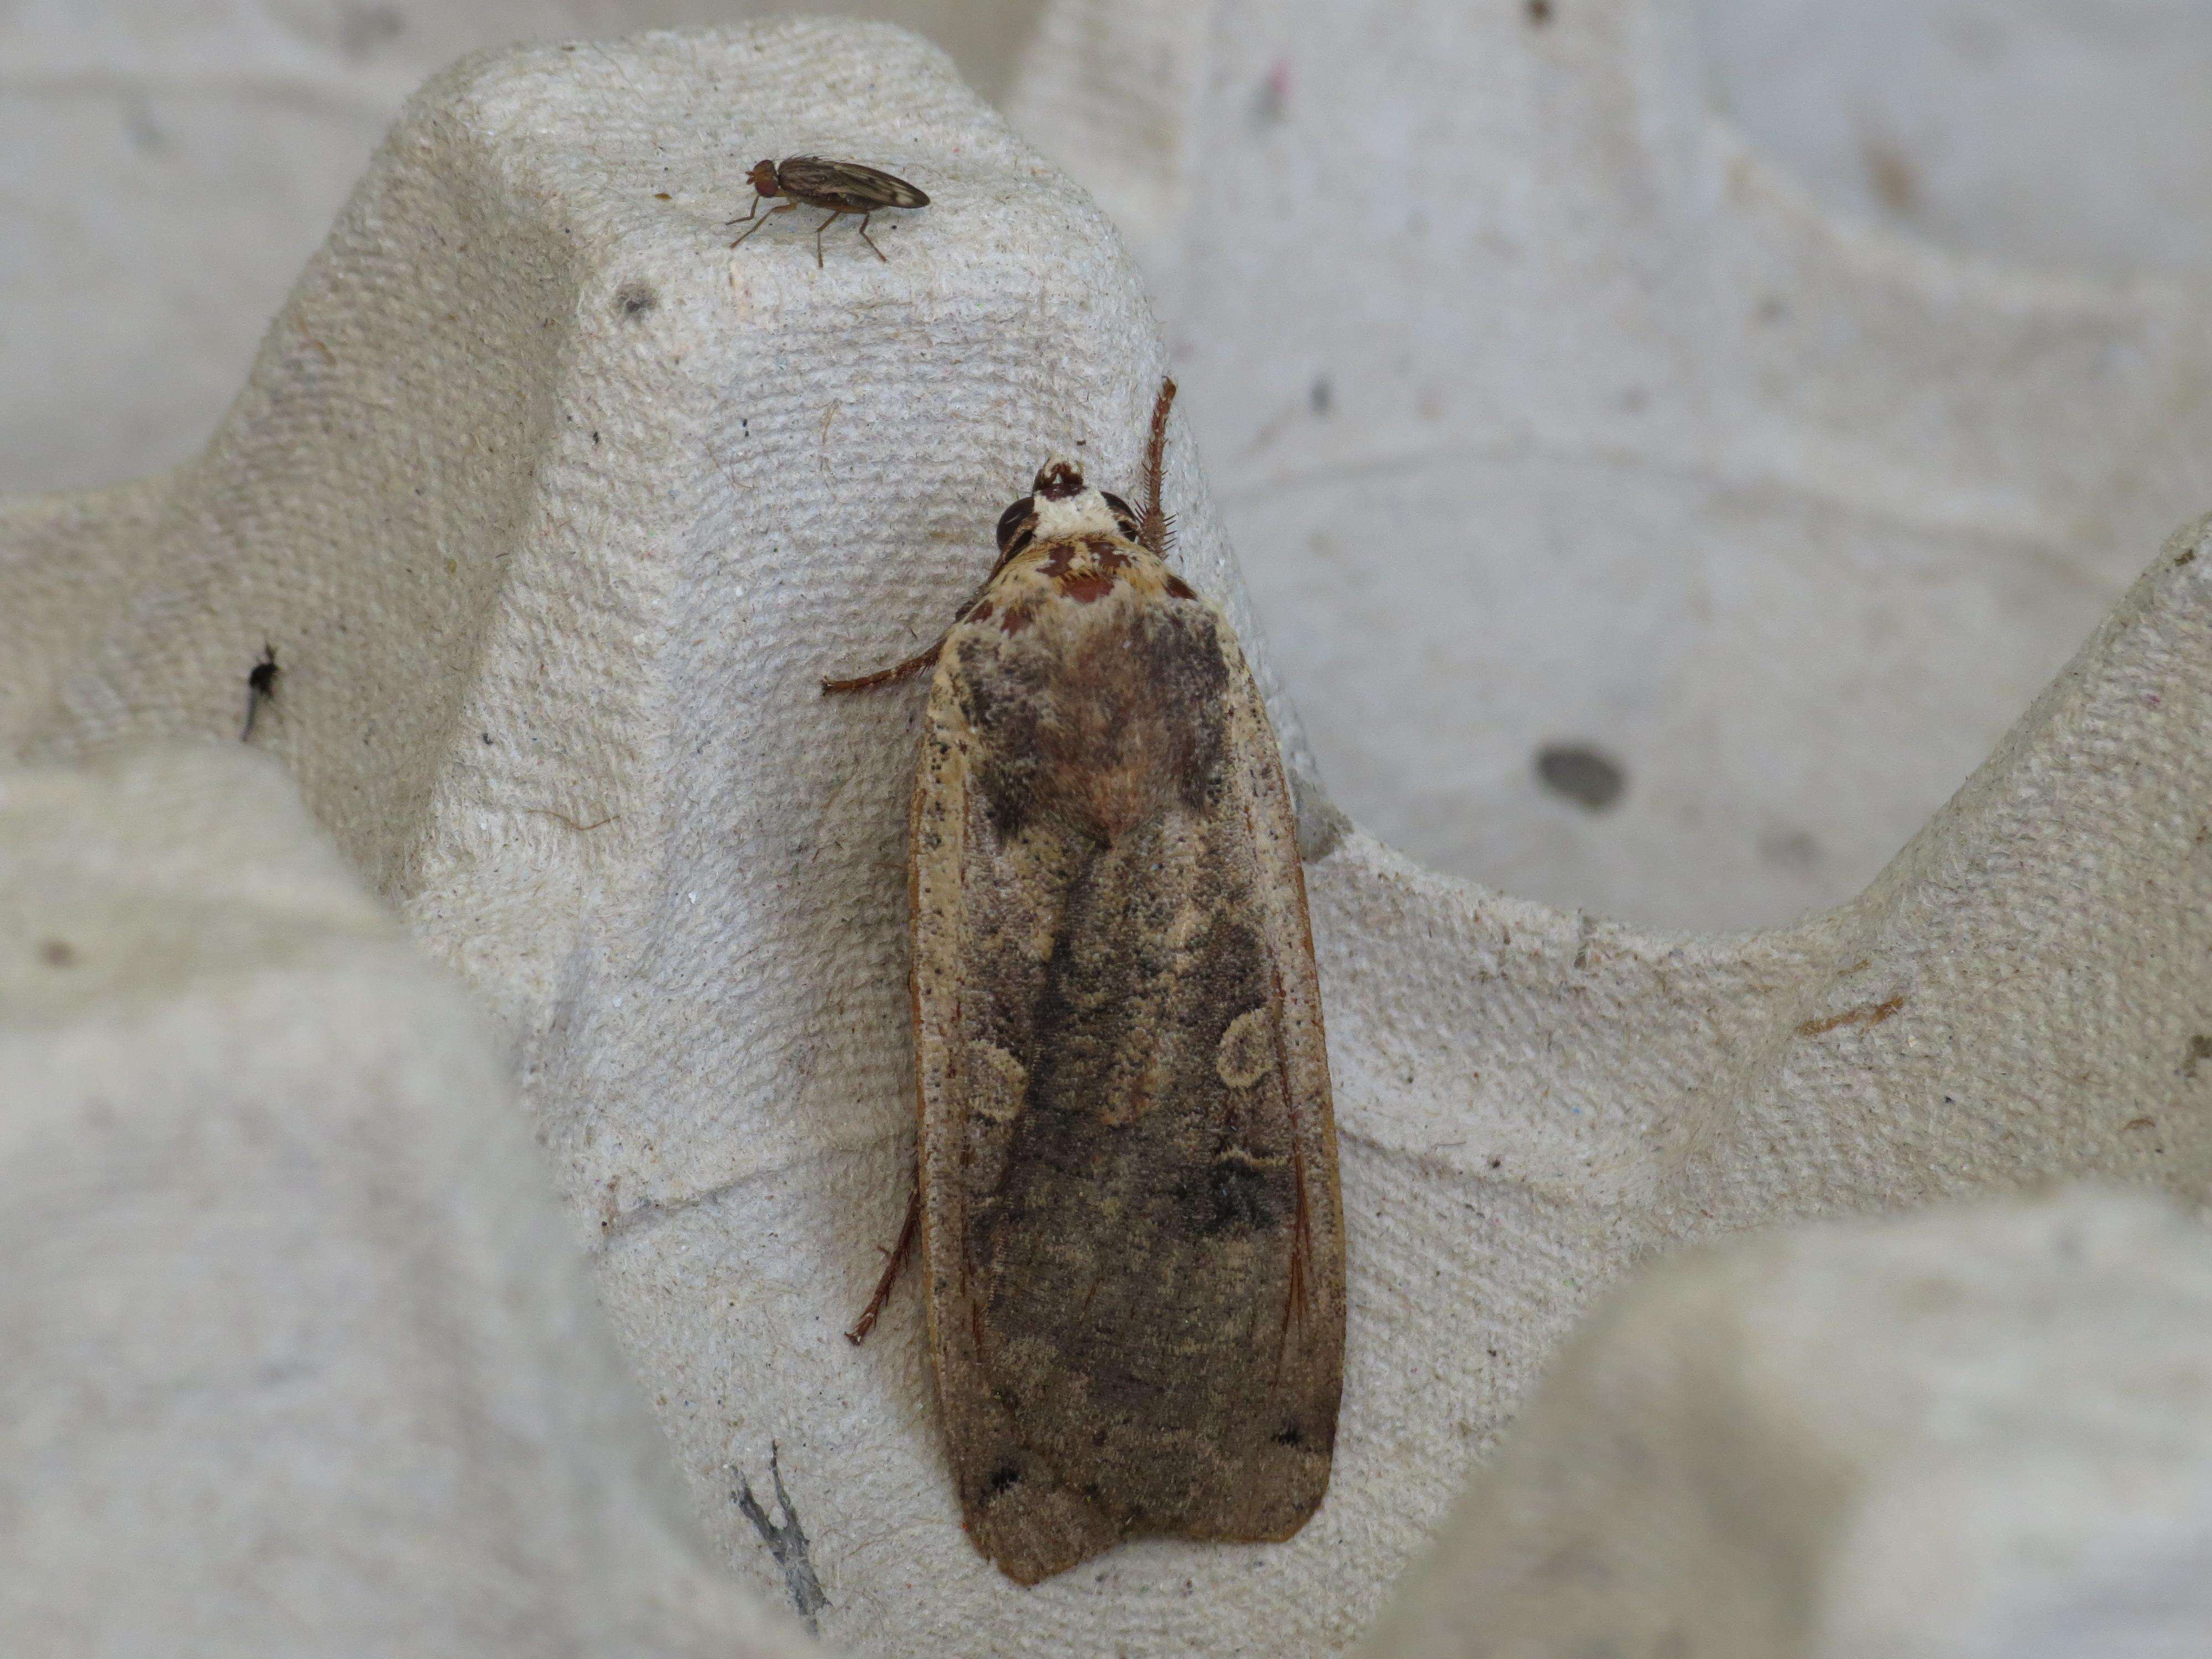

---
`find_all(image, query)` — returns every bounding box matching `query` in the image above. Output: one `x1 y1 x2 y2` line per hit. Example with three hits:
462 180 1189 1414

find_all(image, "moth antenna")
1140 377 1177 557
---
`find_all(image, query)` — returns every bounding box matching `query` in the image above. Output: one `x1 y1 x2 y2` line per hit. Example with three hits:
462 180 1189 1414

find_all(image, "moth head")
1032 460 1084 500
1003 459 1142 549
748 159 781 197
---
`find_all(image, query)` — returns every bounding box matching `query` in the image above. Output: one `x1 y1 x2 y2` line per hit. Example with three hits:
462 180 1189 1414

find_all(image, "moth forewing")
901 423 1345 1585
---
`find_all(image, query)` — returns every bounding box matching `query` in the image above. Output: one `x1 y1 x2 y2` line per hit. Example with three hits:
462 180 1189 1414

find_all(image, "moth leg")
820 634 947 695
723 191 764 227
854 212 888 263
821 580 1002 693
813 210 849 268
731 201 796 248
845 1187 920 1345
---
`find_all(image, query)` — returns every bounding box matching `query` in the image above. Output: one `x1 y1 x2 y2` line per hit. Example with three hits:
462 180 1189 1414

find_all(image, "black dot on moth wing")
1273 1422 1304 1447
987 1464 1021 1496
1171 1150 1282 1240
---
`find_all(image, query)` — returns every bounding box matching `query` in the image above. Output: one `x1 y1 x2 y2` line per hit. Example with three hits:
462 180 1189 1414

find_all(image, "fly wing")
778 156 929 210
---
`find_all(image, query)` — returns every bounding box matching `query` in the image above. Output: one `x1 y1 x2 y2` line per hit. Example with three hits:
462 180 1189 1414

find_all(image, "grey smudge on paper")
734 1444 828 1635
1536 742 1625 812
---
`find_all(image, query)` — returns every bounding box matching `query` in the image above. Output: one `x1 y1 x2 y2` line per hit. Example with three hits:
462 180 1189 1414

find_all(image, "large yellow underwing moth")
825 381 1345 1585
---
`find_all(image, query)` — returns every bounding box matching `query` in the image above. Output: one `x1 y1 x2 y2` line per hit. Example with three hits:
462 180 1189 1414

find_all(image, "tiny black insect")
728 156 929 267
242 644 280 742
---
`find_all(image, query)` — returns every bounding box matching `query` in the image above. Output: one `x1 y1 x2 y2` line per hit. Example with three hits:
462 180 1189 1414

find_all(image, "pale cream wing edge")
1217 630 1349 1408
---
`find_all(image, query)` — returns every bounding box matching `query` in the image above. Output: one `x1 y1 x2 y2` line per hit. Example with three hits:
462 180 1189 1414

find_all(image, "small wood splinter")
728 157 930 268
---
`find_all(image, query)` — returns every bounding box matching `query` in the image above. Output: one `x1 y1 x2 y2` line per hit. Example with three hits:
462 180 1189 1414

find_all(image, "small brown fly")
728 157 929 267
241 644 279 742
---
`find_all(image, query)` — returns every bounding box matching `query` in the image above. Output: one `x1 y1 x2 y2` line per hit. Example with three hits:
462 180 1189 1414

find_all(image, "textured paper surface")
17 0 2212 933
1359 1190 2212 1658
1019 0 2212 931
0 749 814 1659
4 17 2211 1658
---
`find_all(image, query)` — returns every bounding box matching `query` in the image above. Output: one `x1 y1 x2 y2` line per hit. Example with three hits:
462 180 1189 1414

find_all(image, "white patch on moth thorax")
1030 478 1122 541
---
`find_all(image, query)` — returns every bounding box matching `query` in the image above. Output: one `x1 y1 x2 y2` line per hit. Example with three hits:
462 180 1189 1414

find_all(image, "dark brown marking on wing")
1057 571 1117 603
1165 573 1197 601
1037 539 1129 579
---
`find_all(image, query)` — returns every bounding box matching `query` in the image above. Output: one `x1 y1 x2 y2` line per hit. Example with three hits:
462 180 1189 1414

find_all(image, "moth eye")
995 497 1037 554
1099 491 1140 539
1033 461 1085 500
